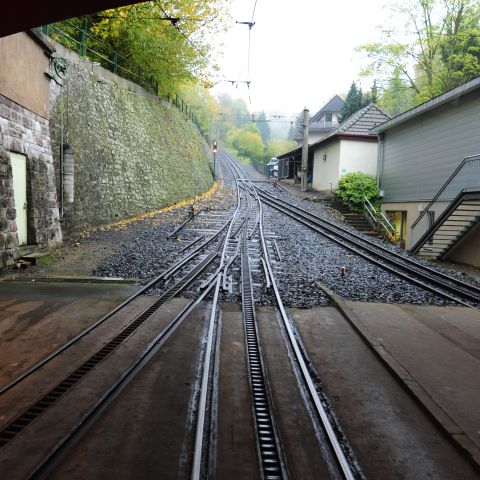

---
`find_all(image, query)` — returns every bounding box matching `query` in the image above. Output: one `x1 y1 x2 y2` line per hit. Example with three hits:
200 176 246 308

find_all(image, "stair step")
19 252 50 266
14 259 32 270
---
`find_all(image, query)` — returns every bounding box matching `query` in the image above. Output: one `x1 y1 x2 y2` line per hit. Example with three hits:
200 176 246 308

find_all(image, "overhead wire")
153 0 202 54
246 0 258 104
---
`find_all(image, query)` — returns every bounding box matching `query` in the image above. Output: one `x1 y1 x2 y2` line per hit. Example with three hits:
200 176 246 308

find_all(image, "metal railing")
410 154 480 247
251 158 269 176
40 21 208 141
363 196 396 240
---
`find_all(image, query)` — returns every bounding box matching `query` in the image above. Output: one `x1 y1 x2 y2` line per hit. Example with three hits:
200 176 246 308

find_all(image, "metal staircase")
410 154 480 259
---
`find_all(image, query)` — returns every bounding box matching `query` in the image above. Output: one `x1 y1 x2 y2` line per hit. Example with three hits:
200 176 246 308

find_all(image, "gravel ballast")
8 156 479 309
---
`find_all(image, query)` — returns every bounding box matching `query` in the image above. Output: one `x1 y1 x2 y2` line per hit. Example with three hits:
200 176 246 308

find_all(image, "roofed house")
294 95 344 145
277 104 389 190
310 104 390 192
374 75 480 265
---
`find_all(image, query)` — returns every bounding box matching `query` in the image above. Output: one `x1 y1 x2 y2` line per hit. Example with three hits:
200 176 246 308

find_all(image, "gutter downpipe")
60 85 64 219
376 132 384 188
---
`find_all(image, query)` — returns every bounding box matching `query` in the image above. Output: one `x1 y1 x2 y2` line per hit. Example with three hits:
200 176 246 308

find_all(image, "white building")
310 104 390 193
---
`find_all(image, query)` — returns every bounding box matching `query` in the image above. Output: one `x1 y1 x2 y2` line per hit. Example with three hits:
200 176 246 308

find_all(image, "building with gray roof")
373 75 480 265
279 104 389 191
293 95 345 145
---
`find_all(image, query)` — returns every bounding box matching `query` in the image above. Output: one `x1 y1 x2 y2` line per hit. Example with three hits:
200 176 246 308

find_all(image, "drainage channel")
241 232 287 480
0 252 218 448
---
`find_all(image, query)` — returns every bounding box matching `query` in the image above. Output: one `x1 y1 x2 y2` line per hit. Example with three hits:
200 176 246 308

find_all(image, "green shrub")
334 172 380 211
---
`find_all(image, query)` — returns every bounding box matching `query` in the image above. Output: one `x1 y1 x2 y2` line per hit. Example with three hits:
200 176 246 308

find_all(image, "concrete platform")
0 280 137 385
330 298 480 468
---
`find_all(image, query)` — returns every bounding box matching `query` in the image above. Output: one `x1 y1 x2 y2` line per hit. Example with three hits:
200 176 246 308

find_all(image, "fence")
40 21 208 142
251 158 269 177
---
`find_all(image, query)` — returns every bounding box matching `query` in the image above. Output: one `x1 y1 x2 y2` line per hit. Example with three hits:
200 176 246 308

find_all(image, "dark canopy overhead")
1 1 145 38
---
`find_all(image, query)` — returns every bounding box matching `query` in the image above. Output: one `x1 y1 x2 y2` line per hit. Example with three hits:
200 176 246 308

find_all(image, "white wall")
312 142 341 191
339 139 378 177
312 138 378 192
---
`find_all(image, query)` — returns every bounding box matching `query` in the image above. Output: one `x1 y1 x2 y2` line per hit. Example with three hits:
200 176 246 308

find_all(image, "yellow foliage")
79 180 220 236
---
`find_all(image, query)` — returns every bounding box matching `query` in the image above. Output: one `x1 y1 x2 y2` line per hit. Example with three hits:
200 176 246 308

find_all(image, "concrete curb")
316 282 480 472
0 276 139 284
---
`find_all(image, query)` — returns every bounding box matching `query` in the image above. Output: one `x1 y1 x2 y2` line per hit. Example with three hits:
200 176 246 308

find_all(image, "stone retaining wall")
49 43 213 235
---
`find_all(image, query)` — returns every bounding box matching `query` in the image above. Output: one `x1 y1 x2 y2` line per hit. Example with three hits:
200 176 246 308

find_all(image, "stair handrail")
411 153 480 230
363 196 396 238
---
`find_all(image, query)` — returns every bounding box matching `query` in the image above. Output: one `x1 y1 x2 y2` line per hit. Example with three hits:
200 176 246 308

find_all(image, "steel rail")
257 187 480 303
226 151 357 479
0 203 233 397
26 154 243 479
28 279 218 480
0 252 219 448
227 154 288 478
191 157 243 480
257 190 478 308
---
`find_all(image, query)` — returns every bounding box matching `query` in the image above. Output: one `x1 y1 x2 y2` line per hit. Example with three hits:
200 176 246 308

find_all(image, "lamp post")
212 140 218 179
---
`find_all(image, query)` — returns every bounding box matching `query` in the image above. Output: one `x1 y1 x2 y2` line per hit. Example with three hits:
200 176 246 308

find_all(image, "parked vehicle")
267 158 279 177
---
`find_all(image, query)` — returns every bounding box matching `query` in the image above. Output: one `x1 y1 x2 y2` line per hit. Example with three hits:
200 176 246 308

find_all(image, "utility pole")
301 108 309 192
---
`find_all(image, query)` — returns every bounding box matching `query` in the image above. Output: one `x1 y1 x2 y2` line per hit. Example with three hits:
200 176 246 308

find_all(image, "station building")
374 76 480 266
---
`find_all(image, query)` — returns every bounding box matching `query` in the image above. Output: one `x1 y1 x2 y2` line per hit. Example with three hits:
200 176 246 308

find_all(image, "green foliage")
358 0 480 114
38 253 55 266
53 1 230 96
177 81 218 137
227 124 264 158
339 81 378 122
213 94 250 143
339 82 363 122
334 172 380 210
257 111 270 144
266 139 296 157
378 69 416 115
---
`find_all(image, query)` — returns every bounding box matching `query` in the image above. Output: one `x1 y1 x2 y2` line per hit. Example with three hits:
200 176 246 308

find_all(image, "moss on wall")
49 60 213 234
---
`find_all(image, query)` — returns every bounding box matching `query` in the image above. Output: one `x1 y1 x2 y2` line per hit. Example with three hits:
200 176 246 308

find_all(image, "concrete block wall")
49 43 213 235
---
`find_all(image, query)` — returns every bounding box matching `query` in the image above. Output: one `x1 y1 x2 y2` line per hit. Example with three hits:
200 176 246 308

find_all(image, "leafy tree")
339 82 363 122
177 81 218 137
378 69 416 115
339 81 379 122
334 172 380 210
257 111 270 144
266 139 296 157
213 94 250 144
54 1 230 96
358 0 480 108
227 123 264 158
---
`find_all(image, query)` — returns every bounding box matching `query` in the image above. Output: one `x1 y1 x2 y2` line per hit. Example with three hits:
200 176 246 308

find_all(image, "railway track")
0 205 234 398
0 167 242 477
217 151 360 479
255 185 480 308
1 149 365 479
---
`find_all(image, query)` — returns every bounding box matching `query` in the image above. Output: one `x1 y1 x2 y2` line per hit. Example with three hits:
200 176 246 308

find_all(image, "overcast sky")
212 0 396 117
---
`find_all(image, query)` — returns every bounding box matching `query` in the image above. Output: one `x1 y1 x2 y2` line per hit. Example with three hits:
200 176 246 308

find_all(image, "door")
10 152 27 246
386 210 407 249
